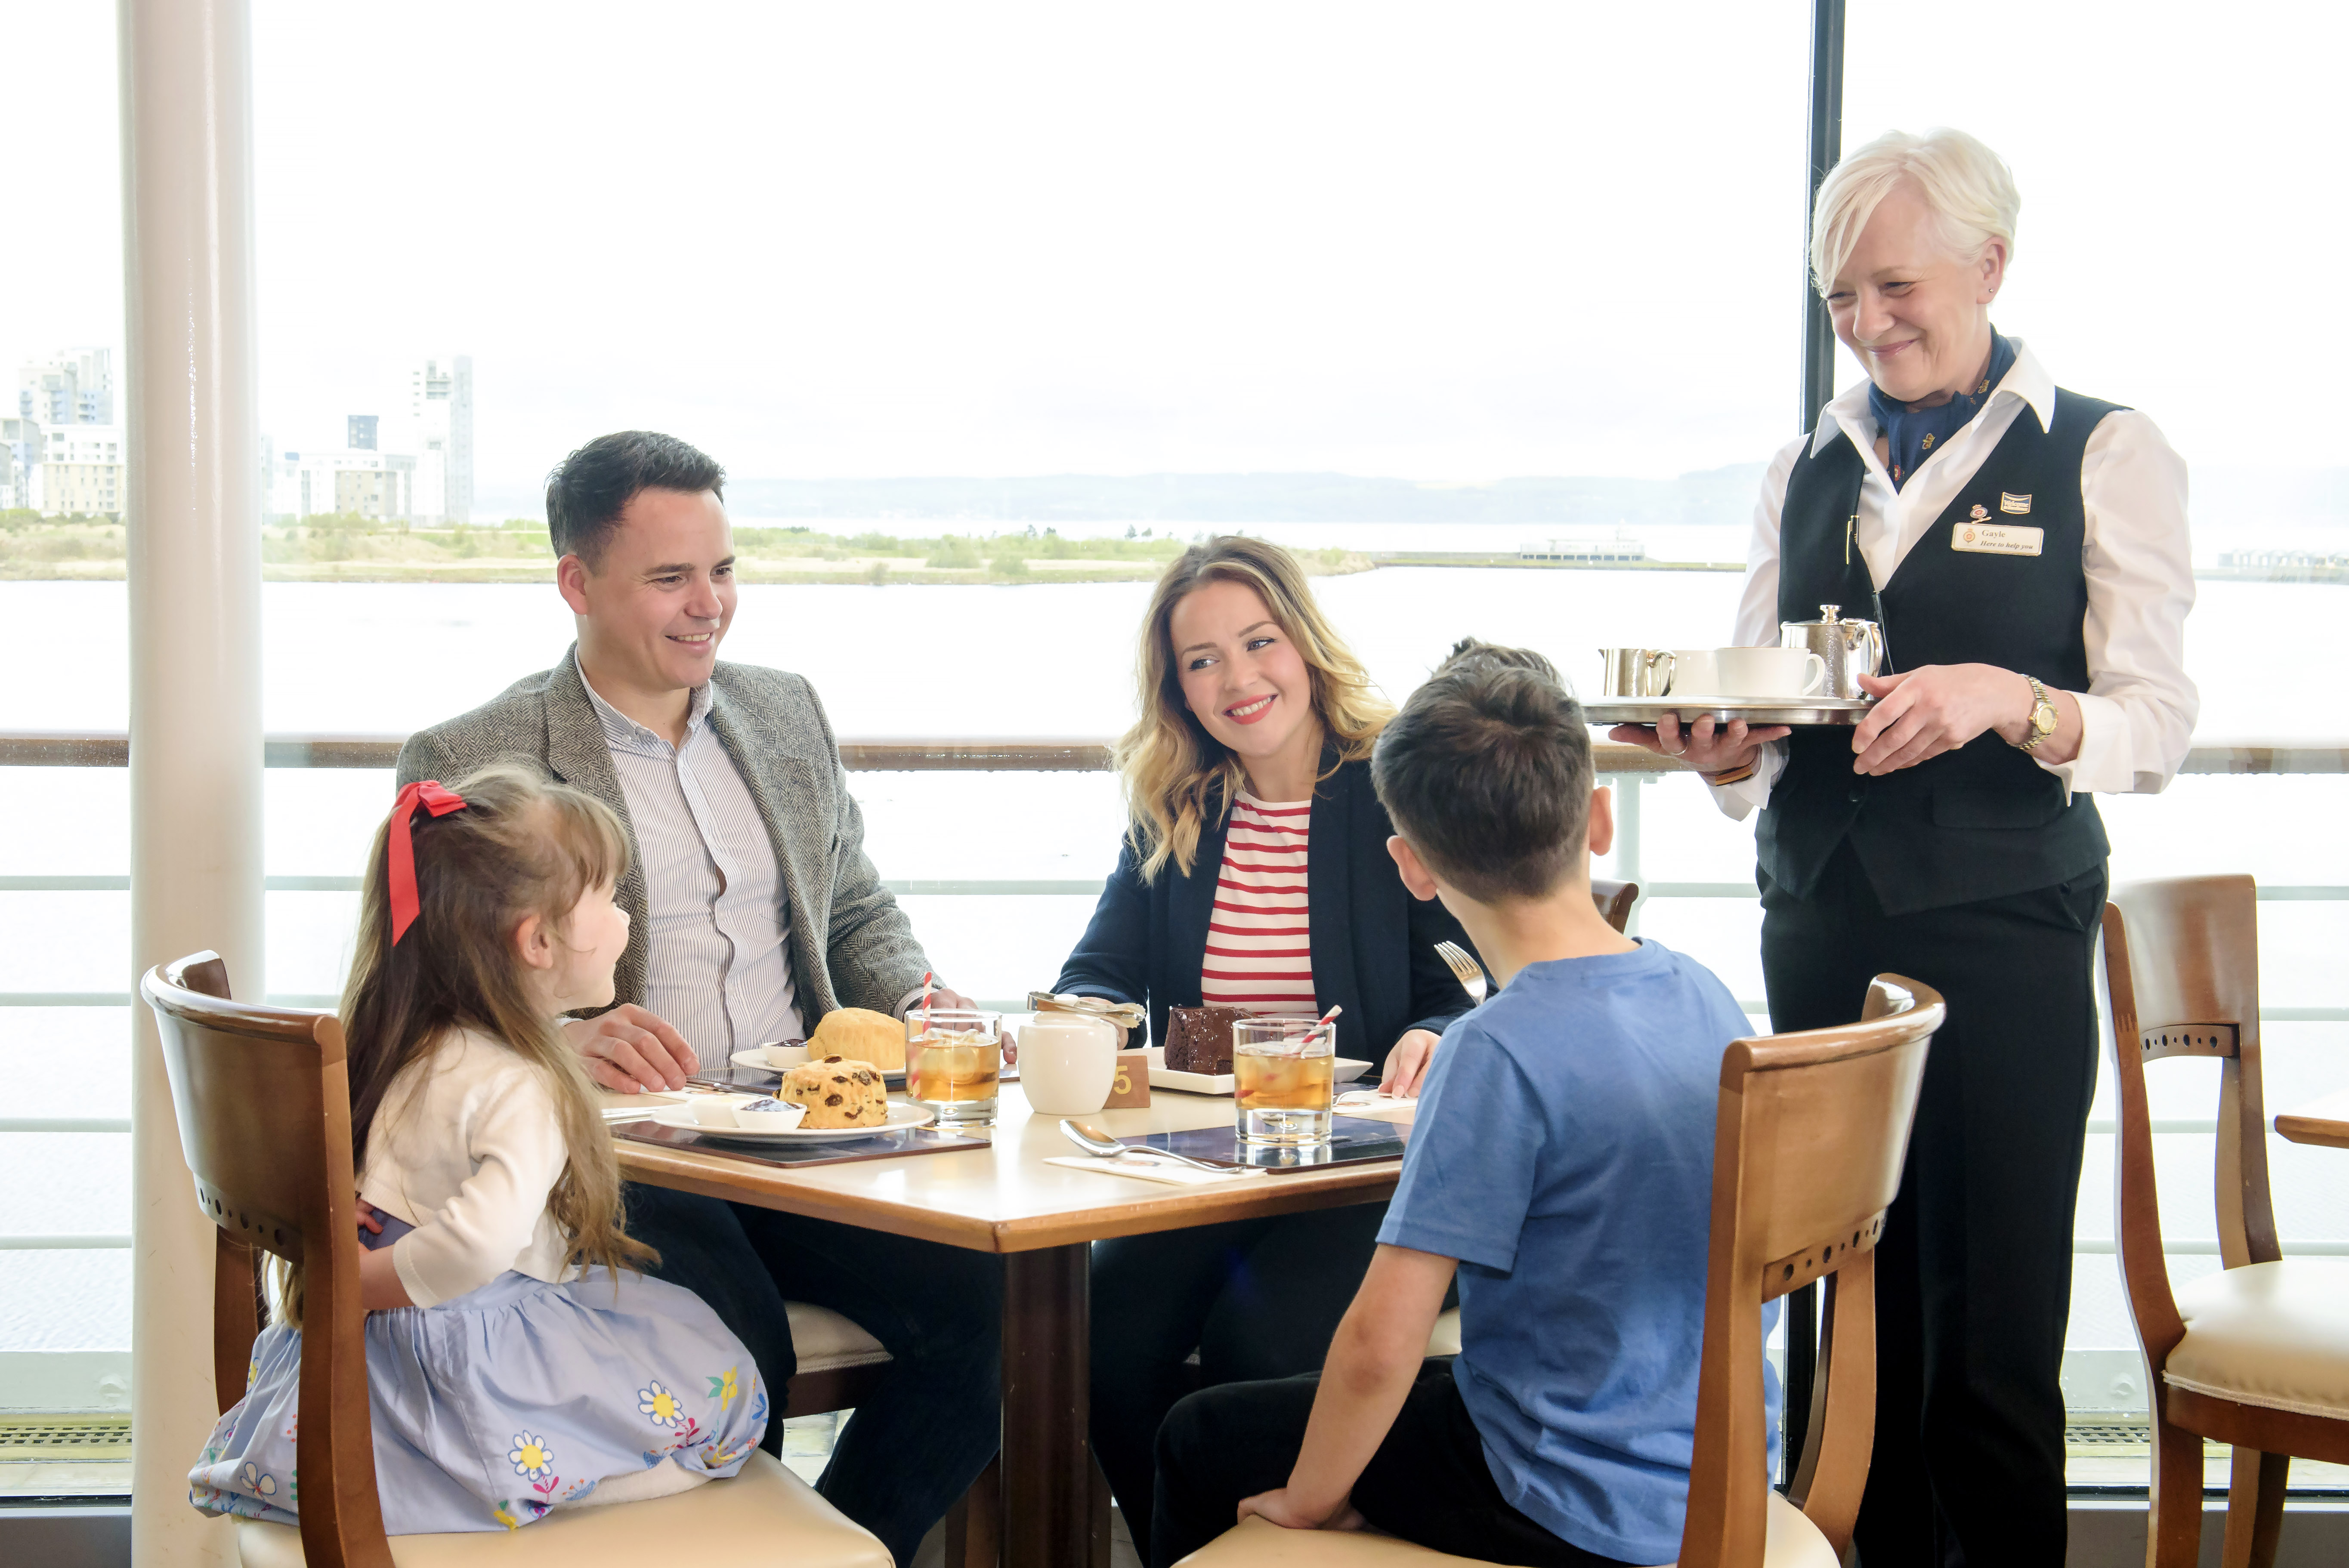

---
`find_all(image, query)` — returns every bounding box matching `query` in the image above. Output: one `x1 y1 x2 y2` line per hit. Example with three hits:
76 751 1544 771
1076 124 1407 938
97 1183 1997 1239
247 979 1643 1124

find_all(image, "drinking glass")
1233 1015 1335 1146
905 1009 1003 1126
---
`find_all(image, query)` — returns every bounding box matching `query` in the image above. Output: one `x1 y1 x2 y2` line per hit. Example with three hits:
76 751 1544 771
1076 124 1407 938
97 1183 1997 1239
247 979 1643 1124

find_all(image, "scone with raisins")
777 1056 890 1128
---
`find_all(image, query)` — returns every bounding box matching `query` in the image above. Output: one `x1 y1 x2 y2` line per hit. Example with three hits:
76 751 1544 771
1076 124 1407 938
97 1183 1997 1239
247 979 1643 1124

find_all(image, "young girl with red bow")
190 765 767 1532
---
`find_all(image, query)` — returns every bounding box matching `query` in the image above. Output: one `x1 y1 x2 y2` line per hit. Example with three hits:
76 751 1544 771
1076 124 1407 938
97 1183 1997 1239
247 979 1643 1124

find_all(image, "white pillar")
120 3 263 1563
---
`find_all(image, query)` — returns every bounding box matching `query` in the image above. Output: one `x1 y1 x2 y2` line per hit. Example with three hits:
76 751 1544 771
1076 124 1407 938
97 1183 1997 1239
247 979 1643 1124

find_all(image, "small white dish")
730 1097 808 1133
686 1093 756 1127
648 1101 937 1142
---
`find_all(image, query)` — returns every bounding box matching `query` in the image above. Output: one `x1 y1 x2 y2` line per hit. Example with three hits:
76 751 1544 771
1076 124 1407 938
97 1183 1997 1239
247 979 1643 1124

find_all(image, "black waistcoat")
1758 389 2122 915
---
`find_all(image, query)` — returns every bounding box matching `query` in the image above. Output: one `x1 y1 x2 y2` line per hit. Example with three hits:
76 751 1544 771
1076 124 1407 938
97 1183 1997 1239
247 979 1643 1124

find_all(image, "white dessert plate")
643 1102 937 1142
1145 1046 1373 1097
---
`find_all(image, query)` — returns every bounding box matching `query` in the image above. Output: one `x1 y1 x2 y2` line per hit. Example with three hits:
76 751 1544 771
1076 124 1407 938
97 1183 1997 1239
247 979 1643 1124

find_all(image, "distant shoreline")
0 517 2338 584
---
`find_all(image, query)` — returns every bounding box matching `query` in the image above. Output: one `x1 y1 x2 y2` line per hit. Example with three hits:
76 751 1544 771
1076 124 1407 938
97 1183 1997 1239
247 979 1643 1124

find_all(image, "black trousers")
1153 1359 1626 1567
1760 841 2106 1568
622 1184 1003 1568
1091 1203 1397 1566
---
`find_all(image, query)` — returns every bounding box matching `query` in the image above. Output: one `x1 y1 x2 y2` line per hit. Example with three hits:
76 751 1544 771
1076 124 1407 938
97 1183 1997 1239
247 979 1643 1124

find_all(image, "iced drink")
1233 1015 1335 1145
906 1009 1003 1126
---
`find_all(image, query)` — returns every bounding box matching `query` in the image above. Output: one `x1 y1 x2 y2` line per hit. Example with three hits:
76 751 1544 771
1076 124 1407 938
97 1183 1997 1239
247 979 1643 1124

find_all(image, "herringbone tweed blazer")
394 646 930 1024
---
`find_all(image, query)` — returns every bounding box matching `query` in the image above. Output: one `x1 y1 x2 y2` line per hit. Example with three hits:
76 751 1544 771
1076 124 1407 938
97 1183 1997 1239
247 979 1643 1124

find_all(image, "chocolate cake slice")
1163 1004 1246 1075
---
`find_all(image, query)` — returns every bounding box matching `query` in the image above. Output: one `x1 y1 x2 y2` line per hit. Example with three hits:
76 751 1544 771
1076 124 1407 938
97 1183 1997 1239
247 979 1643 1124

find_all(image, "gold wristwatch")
2017 675 2058 753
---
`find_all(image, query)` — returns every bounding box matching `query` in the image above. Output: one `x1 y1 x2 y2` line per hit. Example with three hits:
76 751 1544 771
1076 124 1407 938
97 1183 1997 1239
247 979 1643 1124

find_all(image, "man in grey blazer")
396 431 997 1565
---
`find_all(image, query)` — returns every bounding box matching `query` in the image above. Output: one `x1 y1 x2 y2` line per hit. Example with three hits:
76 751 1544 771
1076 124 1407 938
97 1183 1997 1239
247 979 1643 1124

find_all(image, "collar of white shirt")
1809 336 2058 462
578 662 714 756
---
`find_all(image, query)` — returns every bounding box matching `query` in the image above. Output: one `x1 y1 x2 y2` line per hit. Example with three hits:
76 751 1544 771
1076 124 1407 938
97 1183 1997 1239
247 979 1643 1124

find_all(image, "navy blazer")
1052 757 1480 1073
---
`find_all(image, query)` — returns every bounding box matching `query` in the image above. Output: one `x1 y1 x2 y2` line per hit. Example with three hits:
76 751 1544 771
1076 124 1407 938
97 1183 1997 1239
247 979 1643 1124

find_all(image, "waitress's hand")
1851 666 2052 775
1609 715 1791 778
1380 1028 1444 1097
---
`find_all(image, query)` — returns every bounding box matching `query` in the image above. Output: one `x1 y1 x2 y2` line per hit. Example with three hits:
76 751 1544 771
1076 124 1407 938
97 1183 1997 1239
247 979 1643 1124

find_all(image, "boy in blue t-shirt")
1152 641 1776 1567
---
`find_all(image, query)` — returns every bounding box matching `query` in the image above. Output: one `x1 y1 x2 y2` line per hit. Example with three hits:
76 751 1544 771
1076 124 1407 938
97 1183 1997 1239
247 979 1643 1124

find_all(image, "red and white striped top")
1200 792 1317 1013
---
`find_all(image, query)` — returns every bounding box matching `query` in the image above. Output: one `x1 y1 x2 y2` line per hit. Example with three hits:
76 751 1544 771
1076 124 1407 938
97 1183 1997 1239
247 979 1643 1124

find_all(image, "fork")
1434 941 1488 1005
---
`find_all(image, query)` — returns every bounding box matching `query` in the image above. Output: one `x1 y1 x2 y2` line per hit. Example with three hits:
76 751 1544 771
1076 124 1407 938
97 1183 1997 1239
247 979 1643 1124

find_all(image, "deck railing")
0 732 2343 1260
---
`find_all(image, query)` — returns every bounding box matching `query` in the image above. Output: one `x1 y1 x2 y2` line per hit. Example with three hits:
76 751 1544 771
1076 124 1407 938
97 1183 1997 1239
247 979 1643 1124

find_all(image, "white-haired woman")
1614 128 2195 1563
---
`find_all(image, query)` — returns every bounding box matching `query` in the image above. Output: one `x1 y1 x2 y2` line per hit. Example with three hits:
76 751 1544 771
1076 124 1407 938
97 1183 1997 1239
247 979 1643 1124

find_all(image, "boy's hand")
1236 1489 1365 1533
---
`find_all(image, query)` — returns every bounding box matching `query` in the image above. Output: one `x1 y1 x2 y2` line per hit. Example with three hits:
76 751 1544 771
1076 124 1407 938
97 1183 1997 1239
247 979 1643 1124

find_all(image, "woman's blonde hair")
276 764 650 1324
1810 127 2020 296
1116 536 1390 881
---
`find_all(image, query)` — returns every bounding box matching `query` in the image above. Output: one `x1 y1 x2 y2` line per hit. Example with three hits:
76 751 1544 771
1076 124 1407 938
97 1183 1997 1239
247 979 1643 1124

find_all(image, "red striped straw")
918 972 935 1036
1310 1003 1342 1048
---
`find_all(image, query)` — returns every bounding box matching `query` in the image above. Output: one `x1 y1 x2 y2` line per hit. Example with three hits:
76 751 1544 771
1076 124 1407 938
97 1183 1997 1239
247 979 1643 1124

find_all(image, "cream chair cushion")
235 1450 889 1568
1170 1489 1837 1567
1425 1310 1461 1358
785 1300 891 1374
2165 1257 2349 1421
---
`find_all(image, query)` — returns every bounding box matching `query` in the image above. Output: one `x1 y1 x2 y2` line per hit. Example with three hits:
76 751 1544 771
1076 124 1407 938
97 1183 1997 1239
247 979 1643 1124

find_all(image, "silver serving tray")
1583 696 1876 728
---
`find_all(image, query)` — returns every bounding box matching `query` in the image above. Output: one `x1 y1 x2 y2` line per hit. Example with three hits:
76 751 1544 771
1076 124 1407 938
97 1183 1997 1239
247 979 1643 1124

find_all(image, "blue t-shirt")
1377 938 1779 1564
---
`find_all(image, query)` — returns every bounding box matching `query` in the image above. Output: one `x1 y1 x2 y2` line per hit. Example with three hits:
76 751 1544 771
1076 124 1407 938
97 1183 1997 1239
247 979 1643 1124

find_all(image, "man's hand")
1236 1489 1366 1533
564 1005 698 1093
1379 1029 1443 1097
1849 665 2072 775
1607 715 1790 776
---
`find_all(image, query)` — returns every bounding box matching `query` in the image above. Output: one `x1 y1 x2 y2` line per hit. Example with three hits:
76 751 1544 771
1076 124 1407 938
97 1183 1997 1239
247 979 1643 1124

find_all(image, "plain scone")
777 1056 890 1128
807 1005 908 1071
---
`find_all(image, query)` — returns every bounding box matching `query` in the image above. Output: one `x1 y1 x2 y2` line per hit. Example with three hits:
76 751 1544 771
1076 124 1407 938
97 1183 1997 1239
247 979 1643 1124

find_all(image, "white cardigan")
358 1027 578 1309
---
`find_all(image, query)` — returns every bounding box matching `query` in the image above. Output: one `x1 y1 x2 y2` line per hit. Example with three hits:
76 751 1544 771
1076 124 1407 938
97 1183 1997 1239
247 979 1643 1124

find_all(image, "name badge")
1953 522 2043 556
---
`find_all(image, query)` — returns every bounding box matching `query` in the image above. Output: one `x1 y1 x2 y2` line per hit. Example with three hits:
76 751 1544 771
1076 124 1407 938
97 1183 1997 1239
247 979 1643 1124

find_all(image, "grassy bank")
0 512 1370 584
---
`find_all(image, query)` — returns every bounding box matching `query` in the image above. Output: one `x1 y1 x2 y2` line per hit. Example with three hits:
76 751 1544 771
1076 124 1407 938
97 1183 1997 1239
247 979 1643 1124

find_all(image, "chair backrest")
141 953 392 1568
1678 974 1943 1568
2100 878 2276 1372
1592 878 1638 935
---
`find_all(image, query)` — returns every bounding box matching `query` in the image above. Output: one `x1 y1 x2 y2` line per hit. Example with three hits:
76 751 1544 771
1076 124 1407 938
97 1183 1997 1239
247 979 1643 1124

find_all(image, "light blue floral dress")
189 1264 767 1533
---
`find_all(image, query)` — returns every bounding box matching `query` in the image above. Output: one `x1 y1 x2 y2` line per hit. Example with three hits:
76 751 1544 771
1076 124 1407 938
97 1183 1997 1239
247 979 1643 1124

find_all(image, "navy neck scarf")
1868 330 2015 491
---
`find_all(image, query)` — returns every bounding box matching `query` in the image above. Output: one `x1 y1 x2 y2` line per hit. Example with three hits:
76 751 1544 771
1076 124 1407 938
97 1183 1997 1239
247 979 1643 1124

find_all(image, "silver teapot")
1778 605 1884 699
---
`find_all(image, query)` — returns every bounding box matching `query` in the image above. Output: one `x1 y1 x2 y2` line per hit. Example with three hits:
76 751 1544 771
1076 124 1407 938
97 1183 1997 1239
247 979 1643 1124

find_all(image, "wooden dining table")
608 1079 1411 1568
2275 1088 2349 1150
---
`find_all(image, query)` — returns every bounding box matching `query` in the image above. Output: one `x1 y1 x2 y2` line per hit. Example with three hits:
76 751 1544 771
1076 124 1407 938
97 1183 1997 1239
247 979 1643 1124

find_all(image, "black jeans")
1091 1203 1395 1565
1760 842 2106 1568
1153 1359 1626 1567
623 1184 1002 1567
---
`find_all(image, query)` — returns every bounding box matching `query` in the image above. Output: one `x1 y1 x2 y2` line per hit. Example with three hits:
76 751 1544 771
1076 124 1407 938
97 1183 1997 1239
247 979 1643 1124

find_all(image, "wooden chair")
1173 975 1944 1568
139 953 890 1568
1592 877 1639 934
2102 879 2349 1567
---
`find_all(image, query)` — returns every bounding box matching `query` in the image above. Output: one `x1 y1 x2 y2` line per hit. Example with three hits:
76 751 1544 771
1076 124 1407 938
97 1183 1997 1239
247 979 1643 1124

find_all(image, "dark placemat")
688 1064 1019 1093
614 1119 992 1169
1123 1114 1409 1172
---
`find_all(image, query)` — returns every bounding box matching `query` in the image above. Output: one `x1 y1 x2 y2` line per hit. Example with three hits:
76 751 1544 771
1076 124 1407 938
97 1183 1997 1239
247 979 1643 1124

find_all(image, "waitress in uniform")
1615 128 2196 1565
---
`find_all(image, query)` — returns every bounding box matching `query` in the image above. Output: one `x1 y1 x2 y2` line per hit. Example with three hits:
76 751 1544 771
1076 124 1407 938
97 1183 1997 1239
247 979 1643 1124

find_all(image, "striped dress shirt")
583 675 800 1068
1199 793 1317 1013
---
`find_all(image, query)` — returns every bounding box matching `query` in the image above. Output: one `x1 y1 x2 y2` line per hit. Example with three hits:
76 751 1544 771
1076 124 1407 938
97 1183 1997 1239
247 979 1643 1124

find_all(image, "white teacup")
1713 646 1829 698
1660 650 1722 697
1015 1010 1119 1116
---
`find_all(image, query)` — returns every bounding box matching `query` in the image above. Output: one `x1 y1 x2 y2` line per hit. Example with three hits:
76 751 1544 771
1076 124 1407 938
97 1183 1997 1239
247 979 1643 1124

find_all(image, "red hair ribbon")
388 780 468 945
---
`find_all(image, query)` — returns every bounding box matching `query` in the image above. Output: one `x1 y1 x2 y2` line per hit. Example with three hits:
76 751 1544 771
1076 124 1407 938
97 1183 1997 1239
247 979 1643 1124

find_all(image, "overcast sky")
6 2 2343 507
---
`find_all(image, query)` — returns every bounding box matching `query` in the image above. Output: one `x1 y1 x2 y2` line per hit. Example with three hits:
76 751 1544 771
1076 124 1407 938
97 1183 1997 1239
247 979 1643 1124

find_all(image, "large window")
1 0 2342 1507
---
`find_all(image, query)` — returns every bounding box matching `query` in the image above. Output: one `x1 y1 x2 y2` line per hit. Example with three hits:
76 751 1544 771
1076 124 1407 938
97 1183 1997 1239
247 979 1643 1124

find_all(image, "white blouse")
359 1027 578 1309
1712 338 2199 819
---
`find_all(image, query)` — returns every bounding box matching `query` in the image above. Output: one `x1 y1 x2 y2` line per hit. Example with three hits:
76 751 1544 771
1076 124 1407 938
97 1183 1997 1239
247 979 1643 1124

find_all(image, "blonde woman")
1053 536 1479 1560
1613 129 2195 1564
